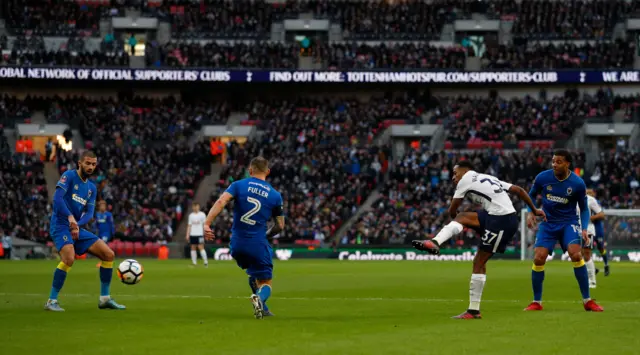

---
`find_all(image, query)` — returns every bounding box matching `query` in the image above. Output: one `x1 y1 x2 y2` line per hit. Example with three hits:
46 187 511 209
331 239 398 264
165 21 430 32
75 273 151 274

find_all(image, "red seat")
149 242 160 257
113 240 124 256
123 242 134 256
134 242 145 256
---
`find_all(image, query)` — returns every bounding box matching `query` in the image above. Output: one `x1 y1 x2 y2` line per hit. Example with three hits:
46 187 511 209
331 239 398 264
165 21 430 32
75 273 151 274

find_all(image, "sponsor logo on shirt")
72 194 88 206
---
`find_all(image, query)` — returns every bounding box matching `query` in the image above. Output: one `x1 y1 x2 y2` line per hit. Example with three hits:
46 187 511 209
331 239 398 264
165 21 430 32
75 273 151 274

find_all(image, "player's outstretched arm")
508 185 546 221
448 198 463 219
591 211 605 222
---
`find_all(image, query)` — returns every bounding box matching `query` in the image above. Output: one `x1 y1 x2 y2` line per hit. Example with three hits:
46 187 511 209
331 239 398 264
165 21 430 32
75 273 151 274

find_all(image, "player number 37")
240 197 261 225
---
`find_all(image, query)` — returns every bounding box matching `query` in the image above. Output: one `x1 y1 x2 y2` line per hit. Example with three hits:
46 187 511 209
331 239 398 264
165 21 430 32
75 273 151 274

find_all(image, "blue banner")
0 67 638 84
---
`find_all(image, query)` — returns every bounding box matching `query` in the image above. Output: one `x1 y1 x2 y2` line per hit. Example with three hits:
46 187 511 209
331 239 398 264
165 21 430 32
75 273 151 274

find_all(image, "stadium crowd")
207 96 405 243
482 40 636 70
47 96 225 242
0 133 50 243
147 41 298 69
432 89 617 143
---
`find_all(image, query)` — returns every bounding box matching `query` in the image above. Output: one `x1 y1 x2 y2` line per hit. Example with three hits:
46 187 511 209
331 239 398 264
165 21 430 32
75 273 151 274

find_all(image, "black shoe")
412 240 441 255
595 268 600 275
604 265 610 276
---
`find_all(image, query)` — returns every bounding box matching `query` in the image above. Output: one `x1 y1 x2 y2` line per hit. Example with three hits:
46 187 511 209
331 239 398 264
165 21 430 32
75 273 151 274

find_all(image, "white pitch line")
0 292 638 305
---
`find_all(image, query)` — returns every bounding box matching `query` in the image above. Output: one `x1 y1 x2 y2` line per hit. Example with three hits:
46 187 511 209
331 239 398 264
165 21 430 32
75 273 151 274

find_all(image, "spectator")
1 229 12 259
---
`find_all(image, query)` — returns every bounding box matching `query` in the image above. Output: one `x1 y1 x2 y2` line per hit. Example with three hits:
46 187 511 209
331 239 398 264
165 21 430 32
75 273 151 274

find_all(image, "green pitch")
1 259 639 355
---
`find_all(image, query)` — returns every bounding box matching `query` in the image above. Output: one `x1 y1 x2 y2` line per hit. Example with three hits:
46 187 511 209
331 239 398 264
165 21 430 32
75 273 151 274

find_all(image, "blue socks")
601 249 609 266
249 277 269 311
573 260 591 300
248 277 258 294
257 284 272 310
531 264 545 302
99 261 114 297
49 262 70 300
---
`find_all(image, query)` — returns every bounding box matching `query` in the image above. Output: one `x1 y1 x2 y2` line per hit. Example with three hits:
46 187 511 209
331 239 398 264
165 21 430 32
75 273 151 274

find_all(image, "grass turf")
0 259 639 355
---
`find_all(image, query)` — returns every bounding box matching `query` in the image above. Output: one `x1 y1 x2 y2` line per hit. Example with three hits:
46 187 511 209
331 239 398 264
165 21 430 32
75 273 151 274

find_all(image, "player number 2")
479 178 504 193
240 197 261 225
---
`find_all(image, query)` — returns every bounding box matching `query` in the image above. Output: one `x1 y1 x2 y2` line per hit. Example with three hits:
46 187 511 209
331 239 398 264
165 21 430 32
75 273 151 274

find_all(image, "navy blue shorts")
476 210 518 254
51 227 99 255
230 242 273 280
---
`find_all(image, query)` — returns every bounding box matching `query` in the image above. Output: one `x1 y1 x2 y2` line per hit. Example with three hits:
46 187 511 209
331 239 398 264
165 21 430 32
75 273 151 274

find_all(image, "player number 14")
240 197 262 225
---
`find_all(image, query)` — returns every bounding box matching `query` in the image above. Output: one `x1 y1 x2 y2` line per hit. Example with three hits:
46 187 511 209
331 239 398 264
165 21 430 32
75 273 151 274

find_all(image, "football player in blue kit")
524 150 603 312
204 157 285 319
94 200 115 243
45 151 125 312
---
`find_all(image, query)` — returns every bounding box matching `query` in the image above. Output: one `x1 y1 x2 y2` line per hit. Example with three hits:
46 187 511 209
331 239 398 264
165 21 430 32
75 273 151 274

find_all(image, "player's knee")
533 254 547 266
102 248 115 262
568 251 582 262
61 255 75 267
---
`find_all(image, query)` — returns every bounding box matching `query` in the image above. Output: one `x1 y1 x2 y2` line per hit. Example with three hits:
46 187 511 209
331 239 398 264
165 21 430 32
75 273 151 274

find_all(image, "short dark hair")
455 160 474 170
553 149 573 165
250 156 269 173
80 150 97 161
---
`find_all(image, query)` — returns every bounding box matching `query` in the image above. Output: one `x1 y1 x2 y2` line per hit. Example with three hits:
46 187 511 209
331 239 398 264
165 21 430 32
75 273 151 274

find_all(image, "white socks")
586 258 596 287
199 249 208 265
191 250 208 265
99 295 110 303
433 221 464 245
469 274 486 311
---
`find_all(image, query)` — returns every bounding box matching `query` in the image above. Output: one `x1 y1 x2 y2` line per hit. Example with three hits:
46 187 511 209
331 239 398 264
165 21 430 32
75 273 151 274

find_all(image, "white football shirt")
577 195 602 235
453 171 516 216
188 211 207 236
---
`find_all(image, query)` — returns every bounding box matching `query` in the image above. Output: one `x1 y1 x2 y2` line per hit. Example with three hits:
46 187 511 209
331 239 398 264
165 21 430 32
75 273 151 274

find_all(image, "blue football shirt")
528 169 589 228
225 177 283 241
50 170 97 232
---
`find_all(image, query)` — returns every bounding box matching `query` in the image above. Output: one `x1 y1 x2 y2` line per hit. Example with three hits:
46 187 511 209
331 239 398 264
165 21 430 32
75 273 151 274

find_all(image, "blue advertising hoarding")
0 67 638 84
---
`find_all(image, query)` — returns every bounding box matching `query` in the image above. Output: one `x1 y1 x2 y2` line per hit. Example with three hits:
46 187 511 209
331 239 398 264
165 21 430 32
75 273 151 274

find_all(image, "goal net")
519 209 640 262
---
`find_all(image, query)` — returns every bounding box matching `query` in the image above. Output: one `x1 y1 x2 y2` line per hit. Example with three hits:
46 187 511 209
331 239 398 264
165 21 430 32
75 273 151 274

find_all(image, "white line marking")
0 293 637 305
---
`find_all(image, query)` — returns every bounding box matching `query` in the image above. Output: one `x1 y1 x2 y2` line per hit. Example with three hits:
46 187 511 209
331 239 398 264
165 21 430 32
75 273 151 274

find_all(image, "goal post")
519 208 640 261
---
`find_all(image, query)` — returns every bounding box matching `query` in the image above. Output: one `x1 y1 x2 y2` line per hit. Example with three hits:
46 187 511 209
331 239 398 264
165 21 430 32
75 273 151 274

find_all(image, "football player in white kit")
187 202 209 267
579 190 605 288
413 161 546 319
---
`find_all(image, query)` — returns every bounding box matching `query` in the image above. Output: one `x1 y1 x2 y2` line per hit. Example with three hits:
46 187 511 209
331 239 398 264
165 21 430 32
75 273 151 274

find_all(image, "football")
117 259 144 285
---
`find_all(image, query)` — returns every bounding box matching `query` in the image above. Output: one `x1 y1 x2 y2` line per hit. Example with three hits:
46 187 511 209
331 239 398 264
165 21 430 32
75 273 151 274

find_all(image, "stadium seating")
511 0 633 40
0 136 50 243
1 0 104 37
482 40 636 69
165 0 277 39
207 97 406 242
148 41 298 69
433 90 617 146
322 43 468 70
52 96 222 242
589 151 640 209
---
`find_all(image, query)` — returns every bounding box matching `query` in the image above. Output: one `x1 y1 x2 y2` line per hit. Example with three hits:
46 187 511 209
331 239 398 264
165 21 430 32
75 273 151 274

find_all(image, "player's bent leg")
454 250 492 319
413 212 478 254
598 243 610 276
583 248 597 288
525 247 548 311
87 238 125 310
255 279 273 317
198 244 208 267
45 244 75 312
